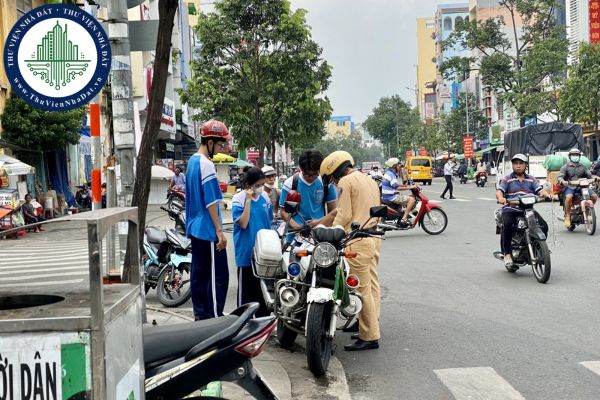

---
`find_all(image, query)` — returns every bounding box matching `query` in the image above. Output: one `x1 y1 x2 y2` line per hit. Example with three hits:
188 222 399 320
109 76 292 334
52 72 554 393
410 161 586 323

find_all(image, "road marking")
580 361 600 377
0 257 89 267
0 250 89 260
477 197 497 201
0 278 84 288
1 271 88 281
434 367 526 400
0 265 86 275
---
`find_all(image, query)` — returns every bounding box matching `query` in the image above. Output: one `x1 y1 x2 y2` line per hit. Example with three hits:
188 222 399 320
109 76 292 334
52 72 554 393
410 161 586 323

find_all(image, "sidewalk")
146 306 292 400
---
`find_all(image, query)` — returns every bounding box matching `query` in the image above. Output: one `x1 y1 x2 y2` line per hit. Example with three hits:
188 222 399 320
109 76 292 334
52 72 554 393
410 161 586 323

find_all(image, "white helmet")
261 165 276 176
385 157 400 168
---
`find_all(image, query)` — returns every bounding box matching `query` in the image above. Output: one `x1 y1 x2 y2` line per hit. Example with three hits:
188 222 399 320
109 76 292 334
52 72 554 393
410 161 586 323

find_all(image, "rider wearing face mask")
231 167 273 317
558 148 598 228
261 165 280 217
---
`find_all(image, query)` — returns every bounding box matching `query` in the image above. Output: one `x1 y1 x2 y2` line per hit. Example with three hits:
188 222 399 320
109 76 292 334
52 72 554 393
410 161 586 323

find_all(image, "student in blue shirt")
279 150 337 232
185 120 231 321
232 167 273 317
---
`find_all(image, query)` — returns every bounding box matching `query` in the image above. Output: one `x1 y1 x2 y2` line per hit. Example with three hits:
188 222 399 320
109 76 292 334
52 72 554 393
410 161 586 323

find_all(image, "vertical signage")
463 136 474 159
590 0 600 43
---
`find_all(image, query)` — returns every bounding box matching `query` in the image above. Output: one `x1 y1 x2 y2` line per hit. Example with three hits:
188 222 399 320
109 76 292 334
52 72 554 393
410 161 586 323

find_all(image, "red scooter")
378 186 448 234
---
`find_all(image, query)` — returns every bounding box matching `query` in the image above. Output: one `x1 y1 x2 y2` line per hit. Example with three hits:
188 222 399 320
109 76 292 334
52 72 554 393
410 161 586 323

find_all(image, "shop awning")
151 165 175 179
230 159 253 168
474 145 503 156
0 155 35 175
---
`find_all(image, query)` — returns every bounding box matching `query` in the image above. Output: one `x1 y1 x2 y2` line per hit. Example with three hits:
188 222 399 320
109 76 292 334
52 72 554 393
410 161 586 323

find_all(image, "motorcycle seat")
146 227 167 244
381 199 402 211
312 226 346 245
143 315 238 368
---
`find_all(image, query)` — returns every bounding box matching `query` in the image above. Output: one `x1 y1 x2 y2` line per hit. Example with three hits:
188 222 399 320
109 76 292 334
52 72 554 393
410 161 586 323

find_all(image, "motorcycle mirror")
284 201 300 214
369 206 388 218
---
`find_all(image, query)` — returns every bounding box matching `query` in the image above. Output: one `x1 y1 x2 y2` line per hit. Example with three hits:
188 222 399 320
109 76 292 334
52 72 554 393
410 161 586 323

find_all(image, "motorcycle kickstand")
222 360 278 400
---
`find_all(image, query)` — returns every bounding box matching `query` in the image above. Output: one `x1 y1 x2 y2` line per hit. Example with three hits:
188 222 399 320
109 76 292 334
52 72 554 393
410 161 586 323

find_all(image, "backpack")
291 173 329 213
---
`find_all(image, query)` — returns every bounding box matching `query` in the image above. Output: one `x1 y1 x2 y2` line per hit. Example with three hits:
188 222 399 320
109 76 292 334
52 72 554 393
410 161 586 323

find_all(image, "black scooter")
144 302 278 399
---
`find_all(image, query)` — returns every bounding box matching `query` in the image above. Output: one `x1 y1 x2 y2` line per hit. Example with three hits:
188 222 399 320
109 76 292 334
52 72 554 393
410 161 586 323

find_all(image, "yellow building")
416 17 437 122
0 0 45 137
325 116 352 137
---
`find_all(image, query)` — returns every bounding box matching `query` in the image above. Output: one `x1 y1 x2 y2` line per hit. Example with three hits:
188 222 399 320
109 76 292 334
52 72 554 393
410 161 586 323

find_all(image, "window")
17 0 32 17
455 16 463 28
444 17 452 31
497 99 504 120
336 121 345 127
410 159 431 167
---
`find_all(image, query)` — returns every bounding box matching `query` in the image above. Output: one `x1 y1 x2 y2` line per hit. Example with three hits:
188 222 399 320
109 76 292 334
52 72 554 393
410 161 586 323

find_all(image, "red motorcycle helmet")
284 190 302 214
201 120 232 141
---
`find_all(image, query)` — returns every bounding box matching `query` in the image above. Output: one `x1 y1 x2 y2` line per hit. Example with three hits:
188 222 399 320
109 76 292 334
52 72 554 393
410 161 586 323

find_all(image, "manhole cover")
0 294 65 310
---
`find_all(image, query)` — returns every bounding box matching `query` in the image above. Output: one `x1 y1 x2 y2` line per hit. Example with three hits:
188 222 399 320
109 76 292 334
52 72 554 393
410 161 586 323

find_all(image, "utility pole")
395 106 399 156
107 0 136 208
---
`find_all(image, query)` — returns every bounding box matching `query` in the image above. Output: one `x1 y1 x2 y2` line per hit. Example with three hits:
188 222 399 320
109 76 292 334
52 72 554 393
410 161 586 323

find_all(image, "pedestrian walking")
441 156 456 199
185 120 231 321
320 151 382 351
232 167 273 317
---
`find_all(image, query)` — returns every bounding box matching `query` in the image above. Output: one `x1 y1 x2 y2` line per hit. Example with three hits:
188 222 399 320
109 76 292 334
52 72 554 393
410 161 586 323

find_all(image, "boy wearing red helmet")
185 120 231 320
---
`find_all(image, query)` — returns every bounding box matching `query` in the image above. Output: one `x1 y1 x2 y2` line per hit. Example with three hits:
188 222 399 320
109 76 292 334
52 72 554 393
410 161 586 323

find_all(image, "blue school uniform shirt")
278 174 337 226
232 191 273 267
185 153 223 242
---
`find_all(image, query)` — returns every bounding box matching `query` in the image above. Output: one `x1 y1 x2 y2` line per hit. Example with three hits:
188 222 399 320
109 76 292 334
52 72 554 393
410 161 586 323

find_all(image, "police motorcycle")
493 194 552 283
142 207 191 307
144 302 279 400
253 191 386 377
560 177 598 235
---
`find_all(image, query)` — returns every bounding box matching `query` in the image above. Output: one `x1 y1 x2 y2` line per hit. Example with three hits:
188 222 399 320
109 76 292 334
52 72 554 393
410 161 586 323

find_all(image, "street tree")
1 95 85 152
181 0 332 167
441 0 568 122
363 95 421 156
125 0 178 282
437 93 489 154
559 43 600 132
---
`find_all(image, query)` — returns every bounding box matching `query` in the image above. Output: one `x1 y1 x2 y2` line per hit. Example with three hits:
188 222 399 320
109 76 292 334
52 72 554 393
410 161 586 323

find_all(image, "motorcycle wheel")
585 208 596 235
158 263 192 307
421 209 448 235
531 241 551 284
277 319 298 349
305 303 332 377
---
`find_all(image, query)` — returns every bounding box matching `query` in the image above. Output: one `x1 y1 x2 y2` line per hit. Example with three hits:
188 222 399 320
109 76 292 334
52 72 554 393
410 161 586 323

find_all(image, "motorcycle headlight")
520 196 536 205
312 243 338 267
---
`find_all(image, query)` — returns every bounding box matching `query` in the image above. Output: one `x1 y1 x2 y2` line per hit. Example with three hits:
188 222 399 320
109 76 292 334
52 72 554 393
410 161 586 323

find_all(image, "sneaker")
449 196 456 199
440 195 446 199
564 218 571 228
398 220 410 228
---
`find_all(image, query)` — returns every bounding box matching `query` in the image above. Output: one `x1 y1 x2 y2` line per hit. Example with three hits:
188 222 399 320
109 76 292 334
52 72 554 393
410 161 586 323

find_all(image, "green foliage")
441 0 568 119
559 43 600 130
1 95 85 151
293 134 383 167
362 95 421 156
181 0 332 164
437 93 489 154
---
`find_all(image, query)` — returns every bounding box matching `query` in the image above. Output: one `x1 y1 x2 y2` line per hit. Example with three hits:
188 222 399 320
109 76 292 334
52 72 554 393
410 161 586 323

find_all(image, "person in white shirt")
440 156 456 199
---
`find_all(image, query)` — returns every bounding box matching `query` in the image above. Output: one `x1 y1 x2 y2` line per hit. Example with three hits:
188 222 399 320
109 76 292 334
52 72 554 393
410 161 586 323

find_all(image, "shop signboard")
463 136 474 159
591 0 600 43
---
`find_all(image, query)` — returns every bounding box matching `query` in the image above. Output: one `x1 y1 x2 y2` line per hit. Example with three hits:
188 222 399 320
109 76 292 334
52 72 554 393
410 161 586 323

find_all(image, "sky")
202 0 445 123
289 0 443 123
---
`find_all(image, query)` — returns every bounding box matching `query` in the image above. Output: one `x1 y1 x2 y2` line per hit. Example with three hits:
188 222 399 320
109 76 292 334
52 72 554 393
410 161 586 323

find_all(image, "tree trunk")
271 136 276 166
123 0 178 282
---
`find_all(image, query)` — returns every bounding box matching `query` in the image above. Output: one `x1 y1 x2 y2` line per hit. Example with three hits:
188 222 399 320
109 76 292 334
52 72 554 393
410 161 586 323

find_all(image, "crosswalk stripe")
1 250 89 260
0 265 86 275
1 271 88 281
477 197 497 201
580 361 600 377
0 278 84 288
434 367 526 400
1 257 89 267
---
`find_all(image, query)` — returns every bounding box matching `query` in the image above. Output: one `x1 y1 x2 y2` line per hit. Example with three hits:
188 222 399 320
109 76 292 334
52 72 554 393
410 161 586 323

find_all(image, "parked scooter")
144 302 278 399
143 207 191 307
560 177 597 235
493 194 551 283
378 186 448 234
255 193 386 377
75 184 92 210
475 171 488 187
166 188 186 213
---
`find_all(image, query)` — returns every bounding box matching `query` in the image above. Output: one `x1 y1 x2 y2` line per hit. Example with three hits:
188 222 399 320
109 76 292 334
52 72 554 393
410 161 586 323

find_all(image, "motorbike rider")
457 161 467 182
185 119 232 320
558 148 598 228
369 165 383 179
279 150 337 233
261 165 280 217
496 154 551 268
381 157 417 227
591 156 600 176
170 167 186 191
320 151 382 351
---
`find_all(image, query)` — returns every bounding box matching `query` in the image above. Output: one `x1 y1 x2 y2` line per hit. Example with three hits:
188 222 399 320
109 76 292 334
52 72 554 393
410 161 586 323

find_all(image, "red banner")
405 150 413 159
591 0 600 43
419 147 428 156
463 136 474 159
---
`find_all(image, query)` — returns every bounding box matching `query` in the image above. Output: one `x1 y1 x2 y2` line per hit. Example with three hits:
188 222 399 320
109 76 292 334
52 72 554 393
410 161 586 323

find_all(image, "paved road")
336 177 600 400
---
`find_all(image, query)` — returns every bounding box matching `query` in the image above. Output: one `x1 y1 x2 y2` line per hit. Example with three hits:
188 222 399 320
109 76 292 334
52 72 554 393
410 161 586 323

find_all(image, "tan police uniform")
333 170 382 341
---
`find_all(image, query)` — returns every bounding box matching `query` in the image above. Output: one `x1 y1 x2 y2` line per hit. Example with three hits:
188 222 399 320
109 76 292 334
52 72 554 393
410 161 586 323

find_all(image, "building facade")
416 17 437 123
325 115 353 137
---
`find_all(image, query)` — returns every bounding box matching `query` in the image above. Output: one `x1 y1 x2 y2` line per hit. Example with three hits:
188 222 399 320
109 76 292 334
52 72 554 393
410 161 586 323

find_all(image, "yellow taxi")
406 156 433 185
